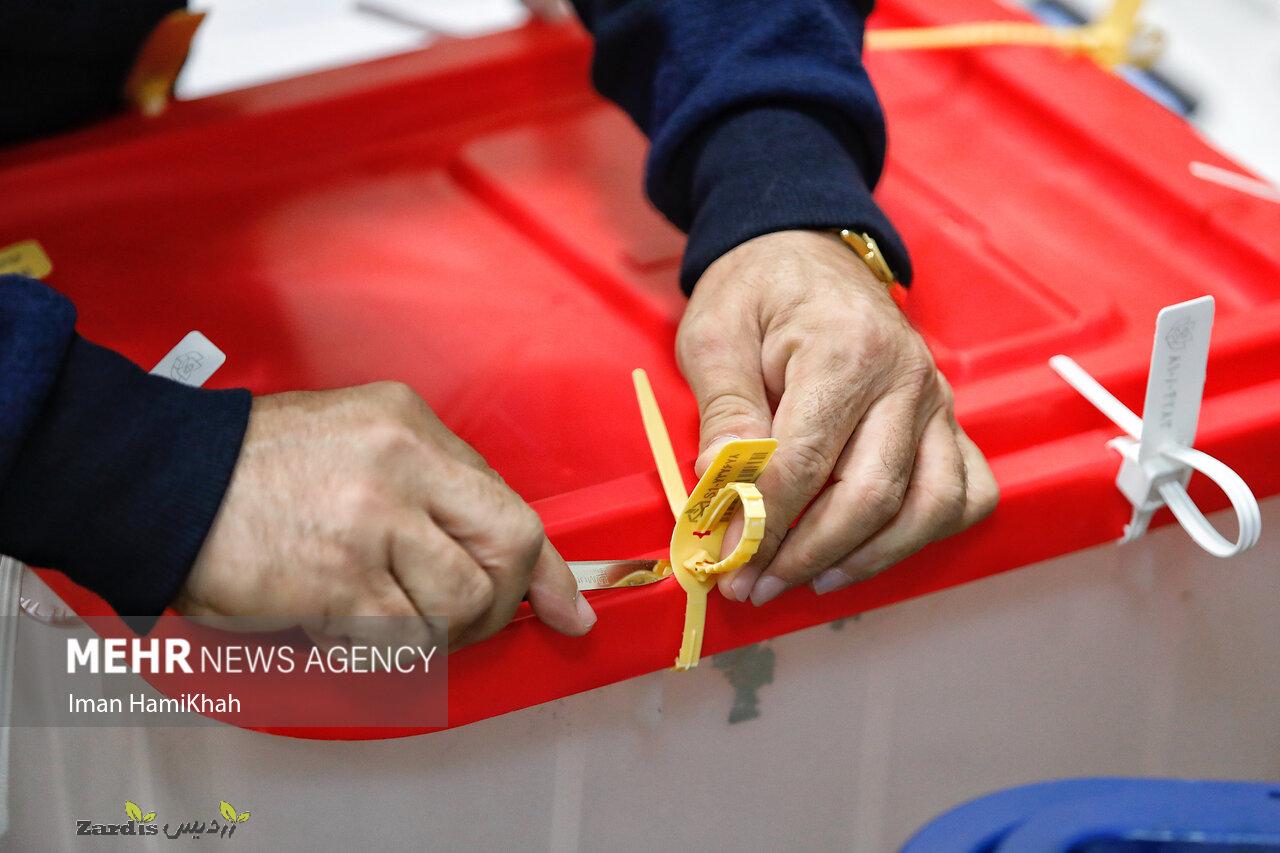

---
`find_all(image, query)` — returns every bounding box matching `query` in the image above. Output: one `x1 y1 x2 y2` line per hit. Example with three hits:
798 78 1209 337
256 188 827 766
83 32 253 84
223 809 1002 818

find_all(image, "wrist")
678 105 913 294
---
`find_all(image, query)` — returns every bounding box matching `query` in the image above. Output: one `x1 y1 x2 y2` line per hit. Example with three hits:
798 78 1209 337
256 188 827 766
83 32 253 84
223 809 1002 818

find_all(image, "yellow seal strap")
0 239 52 279
631 369 777 671
863 0 1160 71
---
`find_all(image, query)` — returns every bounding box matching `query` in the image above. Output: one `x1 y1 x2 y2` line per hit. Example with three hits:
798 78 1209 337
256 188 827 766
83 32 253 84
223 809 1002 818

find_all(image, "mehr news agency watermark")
64 636 439 719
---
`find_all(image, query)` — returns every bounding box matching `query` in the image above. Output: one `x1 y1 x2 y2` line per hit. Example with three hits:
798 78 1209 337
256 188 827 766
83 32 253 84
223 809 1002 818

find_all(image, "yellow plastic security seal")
864 0 1160 71
632 369 777 671
669 445 773 670
0 239 52 279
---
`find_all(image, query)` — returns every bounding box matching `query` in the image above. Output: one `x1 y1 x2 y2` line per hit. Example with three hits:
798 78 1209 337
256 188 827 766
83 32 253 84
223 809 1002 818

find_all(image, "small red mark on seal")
692 530 712 539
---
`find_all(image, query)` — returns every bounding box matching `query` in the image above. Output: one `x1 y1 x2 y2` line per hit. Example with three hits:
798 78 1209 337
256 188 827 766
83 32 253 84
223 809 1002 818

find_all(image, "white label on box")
150 331 226 388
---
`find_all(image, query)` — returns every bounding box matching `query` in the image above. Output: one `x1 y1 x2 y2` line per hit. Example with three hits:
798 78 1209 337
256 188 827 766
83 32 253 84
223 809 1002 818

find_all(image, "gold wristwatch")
836 229 896 285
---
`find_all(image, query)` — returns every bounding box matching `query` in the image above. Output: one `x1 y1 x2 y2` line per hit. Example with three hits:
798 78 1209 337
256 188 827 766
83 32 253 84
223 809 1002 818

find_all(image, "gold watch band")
836 229 896 285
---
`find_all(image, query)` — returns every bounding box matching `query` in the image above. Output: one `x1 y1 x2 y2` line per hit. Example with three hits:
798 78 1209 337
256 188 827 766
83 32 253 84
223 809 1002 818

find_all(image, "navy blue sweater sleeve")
0 275 249 628
571 0 911 291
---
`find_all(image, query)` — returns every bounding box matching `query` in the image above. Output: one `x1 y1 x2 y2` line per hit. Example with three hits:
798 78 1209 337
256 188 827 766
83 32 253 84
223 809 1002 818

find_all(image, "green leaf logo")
123 801 156 822
218 800 251 823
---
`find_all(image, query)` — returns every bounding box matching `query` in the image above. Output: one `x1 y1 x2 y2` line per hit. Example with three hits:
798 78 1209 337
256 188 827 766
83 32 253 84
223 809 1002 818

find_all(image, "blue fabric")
572 0 911 290
0 277 76 485
0 276 250 627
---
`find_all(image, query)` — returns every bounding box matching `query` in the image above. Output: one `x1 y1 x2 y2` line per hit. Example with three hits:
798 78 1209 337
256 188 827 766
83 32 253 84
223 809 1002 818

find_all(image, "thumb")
679 333 771 602
694 435 742 478
680 340 772 478
526 540 596 637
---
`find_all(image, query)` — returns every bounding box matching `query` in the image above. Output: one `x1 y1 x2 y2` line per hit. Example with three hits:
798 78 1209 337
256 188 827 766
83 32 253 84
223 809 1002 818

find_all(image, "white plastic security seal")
1050 295 1260 557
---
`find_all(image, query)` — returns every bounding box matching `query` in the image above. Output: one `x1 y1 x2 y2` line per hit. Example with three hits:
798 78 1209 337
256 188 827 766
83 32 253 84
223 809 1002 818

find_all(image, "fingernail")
750 576 787 607
707 434 740 452
575 593 597 630
696 434 741 474
730 566 762 602
812 568 855 595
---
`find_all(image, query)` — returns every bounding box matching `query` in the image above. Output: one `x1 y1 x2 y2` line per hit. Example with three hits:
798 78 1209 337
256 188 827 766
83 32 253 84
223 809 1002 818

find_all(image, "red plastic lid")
3 1 1279 739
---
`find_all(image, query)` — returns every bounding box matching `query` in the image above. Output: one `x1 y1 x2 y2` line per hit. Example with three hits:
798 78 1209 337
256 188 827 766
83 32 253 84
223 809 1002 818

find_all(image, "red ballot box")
2 0 1279 741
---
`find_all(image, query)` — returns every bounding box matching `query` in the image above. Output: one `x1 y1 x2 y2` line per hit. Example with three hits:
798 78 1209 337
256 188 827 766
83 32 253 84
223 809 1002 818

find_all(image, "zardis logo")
75 799 252 839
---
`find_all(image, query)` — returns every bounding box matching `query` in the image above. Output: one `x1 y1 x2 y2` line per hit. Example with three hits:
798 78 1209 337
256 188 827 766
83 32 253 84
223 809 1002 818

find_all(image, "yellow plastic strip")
867 22 1088 51
628 371 778 671
670 567 714 672
864 0 1155 70
0 240 52 279
631 369 689 520
669 438 777 671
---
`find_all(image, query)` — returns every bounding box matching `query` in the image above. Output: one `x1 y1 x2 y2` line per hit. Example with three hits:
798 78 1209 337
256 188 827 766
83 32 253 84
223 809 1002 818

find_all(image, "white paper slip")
149 331 227 386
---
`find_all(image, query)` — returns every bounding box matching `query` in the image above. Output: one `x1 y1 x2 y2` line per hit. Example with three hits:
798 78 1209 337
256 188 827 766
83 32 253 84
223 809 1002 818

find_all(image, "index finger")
745 346 875 573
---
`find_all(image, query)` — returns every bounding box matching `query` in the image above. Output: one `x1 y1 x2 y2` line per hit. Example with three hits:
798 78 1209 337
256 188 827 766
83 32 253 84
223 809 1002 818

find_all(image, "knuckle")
510 507 546 564
678 318 751 374
369 380 423 417
470 481 545 571
363 420 422 460
451 568 495 617
677 320 728 358
969 475 1001 521
895 355 938 398
862 473 909 521
784 440 839 486
936 373 956 409
335 481 391 531
920 477 968 532
701 392 763 431
334 535 373 572
781 546 828 582
853 318 895 356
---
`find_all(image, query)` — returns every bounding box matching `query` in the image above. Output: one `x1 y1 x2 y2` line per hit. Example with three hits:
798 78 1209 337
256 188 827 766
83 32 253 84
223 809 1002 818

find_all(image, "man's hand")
176 382 595 650
678 230 998 605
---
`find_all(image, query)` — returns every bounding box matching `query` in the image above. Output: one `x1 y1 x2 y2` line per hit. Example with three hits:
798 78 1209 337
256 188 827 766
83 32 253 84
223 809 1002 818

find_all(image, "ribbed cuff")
680 105 912 293
0 335 250 632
